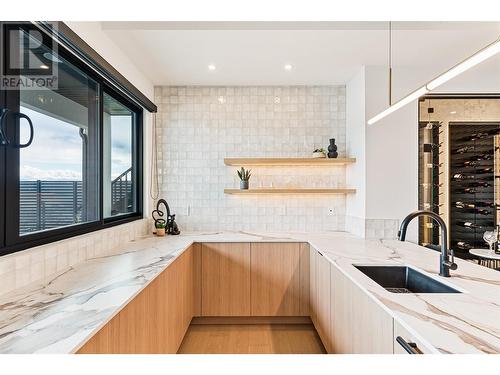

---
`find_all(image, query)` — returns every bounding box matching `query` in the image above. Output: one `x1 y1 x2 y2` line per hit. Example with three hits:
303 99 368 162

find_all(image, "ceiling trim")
100 21 500 31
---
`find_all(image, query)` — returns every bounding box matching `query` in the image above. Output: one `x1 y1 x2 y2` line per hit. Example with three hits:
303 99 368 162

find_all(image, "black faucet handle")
444 249 458 271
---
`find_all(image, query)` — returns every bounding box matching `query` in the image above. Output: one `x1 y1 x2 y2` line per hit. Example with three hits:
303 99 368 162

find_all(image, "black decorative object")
327 138 338 158
151 199 180 235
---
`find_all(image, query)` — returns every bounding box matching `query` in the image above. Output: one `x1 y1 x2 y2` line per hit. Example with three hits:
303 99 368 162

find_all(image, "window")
18 54 100 235
0 23 143 254
103 92 138 218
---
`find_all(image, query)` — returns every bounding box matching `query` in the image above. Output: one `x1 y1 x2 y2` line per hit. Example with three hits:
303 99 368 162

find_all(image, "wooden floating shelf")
224 157 356 166
224 188 356 195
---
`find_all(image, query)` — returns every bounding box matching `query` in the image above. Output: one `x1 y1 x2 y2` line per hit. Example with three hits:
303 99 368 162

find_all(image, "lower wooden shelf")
224 188 356 195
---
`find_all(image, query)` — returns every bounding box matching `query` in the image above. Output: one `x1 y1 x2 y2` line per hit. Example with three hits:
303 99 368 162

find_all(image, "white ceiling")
101 22 500 86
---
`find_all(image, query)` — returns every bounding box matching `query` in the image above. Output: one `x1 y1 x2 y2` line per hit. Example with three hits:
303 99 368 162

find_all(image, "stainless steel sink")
353 265 461 294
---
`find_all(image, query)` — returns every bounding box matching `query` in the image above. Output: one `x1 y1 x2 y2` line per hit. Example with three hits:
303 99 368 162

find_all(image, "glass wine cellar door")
418 97 500 260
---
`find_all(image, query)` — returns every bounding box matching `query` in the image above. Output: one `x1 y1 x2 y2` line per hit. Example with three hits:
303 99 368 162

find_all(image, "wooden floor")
177 324 326 354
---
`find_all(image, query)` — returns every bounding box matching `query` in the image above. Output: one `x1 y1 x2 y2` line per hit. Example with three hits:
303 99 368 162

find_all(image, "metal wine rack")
449 122 500 258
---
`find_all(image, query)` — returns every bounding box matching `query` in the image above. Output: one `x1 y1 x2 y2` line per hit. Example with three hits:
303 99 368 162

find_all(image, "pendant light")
368 28 500 126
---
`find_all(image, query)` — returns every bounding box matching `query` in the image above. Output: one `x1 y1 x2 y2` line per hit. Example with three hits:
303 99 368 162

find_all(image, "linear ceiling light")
426 36 500 90
368 34 500 125
367 86 428 125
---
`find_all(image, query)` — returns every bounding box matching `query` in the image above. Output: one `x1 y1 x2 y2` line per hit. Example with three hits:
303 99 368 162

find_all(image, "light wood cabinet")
298 243 310 316
351 283 394 353
330 263 394 354
201 243 251 316
330 263 352 354
394 320 433 354
250 243 309 316
309 247 332 353
309 245 318 326
316 251 332 352
77 240 404 355
77 245 199 354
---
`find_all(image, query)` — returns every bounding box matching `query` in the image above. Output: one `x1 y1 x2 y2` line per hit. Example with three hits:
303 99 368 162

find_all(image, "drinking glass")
483 230 497 254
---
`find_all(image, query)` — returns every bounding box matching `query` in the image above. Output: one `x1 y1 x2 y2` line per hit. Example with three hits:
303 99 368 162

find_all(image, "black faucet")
398 210 457 277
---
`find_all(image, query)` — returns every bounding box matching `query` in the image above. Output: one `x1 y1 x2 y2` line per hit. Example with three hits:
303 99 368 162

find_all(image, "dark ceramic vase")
327 138 338 158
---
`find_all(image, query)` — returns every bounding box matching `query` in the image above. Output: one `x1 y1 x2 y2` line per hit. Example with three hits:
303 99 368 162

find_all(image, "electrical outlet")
327 207 335 216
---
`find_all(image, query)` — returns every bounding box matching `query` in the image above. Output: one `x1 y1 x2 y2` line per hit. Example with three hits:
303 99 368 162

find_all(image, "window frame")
0 23 144 256
101 85 143 224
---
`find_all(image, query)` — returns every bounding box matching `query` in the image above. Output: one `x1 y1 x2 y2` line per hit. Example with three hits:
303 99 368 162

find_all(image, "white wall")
345 68 366 236
65 22 154 101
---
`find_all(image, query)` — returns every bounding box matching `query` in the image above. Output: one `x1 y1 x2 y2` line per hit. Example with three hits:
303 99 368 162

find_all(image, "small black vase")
327 138 338 158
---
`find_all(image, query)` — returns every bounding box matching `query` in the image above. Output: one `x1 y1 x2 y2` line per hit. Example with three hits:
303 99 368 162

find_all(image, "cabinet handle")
317 250 324 257
396 336 422 354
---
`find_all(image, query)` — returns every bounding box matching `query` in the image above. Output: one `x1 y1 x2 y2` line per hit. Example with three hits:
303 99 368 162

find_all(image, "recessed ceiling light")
284 64 293 71
208 64 216 71
39 64 49 69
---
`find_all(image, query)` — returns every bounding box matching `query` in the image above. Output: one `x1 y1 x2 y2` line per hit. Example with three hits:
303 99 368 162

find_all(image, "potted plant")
155 221 166 237
312 148 326 158
237 167 252 189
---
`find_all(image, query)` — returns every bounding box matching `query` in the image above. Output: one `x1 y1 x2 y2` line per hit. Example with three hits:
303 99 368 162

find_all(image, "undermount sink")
353 265 461 294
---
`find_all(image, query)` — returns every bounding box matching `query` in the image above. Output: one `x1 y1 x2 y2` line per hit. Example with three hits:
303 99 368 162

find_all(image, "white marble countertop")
0 231 499 354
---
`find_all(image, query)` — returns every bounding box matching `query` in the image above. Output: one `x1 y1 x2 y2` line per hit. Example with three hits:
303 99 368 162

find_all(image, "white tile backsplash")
346 216 399 239
155 85 348 232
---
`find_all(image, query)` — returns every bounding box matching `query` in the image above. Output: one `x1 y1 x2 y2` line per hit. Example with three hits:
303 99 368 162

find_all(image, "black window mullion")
3 61 20 248
0 22 5 249
98 84 104 225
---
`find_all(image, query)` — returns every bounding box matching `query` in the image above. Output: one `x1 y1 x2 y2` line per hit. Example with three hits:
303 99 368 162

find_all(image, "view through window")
103 92 136 218
18 54 99 235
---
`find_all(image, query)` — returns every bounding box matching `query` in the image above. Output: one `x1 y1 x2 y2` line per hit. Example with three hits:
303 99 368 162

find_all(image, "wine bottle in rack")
459 132 490 141
456 221 482 229
454 201 476 209
453 173 493 181
455 241 472 250
452 173 475 180
468 181 491 188
486 128 500 136
467 153 493 161
476 209 492 216
462 160 481 167
475 167 494 174
474 201 496 208
461 187 478 194
451 145 475 154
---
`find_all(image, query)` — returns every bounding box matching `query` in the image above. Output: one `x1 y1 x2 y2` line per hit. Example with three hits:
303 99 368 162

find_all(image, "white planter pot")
312 152 326 158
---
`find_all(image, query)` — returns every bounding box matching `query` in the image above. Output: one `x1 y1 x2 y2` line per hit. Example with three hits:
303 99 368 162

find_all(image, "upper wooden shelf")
224 157 356 166
224 188 356 195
